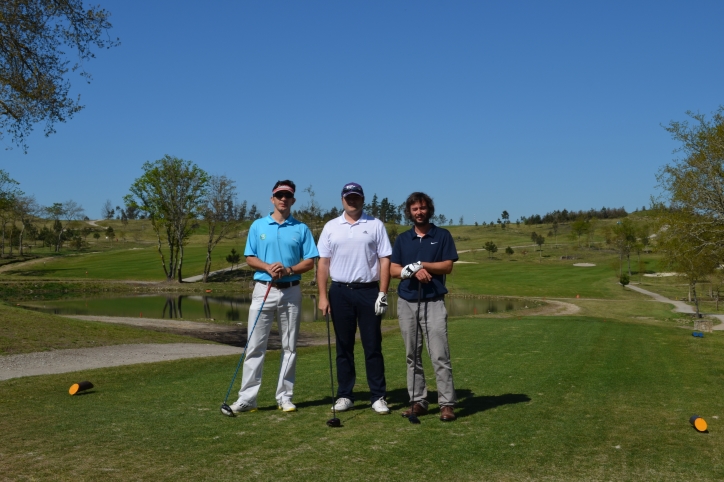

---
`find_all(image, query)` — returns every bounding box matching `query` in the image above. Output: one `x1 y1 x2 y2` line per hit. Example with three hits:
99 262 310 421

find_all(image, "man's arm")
282 258 315 277
379 256 391 292
414 260 453 283
246 256 284 279
317 257 331 315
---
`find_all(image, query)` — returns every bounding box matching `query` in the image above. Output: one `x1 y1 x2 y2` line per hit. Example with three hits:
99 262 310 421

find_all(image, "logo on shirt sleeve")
260 234 266 240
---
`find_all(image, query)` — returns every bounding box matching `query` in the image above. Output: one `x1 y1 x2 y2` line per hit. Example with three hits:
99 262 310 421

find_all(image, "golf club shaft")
223 281 273 403
326 312 337 419
409 284 422 417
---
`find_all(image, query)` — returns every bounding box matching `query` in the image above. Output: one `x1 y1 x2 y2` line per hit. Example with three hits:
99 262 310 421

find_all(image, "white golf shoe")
371 397 390 414
278 400 297 412
331 397 354 412
229 400 257 413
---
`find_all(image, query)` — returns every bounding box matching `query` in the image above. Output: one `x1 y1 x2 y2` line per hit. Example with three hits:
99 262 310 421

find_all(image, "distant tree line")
521 206 628 225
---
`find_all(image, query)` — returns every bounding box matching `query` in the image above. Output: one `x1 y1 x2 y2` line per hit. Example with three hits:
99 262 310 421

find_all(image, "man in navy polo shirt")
317 182 393 414
390 192 459 421
229 180 319 414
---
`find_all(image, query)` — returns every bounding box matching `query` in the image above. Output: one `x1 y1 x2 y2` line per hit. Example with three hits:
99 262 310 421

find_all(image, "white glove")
375 292 388 316
400 261 423 279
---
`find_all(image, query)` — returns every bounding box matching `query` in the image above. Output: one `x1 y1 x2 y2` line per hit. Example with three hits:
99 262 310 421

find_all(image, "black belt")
332 281 378 289
257 280 300 289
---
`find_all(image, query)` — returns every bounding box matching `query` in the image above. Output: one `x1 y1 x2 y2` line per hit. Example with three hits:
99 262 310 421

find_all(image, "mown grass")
0 302 203 355
1 316 723 480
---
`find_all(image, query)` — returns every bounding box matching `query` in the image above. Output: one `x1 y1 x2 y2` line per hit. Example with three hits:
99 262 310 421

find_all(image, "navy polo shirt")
391 224 458 302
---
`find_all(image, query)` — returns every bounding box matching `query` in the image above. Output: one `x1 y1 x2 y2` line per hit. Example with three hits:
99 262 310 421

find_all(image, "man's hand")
400 261 423 279
266 262 284 279
414 268 433 284
374 292 388 315
318 297 331 316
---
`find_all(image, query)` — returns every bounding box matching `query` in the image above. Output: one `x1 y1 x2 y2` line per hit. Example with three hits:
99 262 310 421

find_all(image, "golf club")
220 281 273 417
325 312 342 427
405 283 422 424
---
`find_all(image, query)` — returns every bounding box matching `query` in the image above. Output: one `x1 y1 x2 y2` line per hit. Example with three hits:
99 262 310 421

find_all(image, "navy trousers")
329 283 386 402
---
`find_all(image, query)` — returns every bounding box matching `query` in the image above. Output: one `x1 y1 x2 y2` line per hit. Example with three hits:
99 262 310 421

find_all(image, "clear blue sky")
3 0 723 224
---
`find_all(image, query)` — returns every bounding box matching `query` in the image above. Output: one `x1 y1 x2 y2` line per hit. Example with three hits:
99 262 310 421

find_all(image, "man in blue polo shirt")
229 180 319 414
390 191 459 422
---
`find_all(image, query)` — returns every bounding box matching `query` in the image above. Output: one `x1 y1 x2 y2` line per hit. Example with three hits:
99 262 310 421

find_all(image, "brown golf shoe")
401 402 428 418
439 405 456 422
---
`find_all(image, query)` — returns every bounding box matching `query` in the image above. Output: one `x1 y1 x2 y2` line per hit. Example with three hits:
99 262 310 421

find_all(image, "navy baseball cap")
341 182 364 197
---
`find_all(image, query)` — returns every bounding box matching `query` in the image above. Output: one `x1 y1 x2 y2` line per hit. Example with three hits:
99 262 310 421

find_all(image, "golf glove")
375 292 388 315
400 261 423 279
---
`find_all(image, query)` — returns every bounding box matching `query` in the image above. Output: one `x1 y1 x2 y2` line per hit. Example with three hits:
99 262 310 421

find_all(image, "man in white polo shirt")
317 182 393 414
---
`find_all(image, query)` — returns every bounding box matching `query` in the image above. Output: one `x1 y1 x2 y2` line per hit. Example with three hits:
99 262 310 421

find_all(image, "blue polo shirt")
244 214 319 282
391 224 458 302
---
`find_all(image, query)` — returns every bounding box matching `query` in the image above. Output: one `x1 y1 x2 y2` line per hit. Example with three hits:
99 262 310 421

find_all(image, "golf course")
1 215 723 481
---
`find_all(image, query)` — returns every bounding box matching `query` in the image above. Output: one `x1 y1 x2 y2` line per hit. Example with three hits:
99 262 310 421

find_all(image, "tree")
125 155 208 282
586 217 599 248
202 175 240 282
459 216 464 226
551 220 559 247
248 204 259 220
102 199 115 220
226 248 241 270
505 246 514 256
656 211 721 317
604 218 637 277
570 217 589 247
0 0 119 151
534 233 545 262
45 200 84 252
656 107 724 256
501 210 509 223
0 170 21 256
13 194 38 256
484 241 497 259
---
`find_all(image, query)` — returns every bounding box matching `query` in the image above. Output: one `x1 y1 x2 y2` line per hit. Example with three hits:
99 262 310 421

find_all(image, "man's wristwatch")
288 267 295 276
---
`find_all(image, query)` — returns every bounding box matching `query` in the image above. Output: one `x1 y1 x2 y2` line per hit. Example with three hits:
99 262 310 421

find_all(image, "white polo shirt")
317 212 392 283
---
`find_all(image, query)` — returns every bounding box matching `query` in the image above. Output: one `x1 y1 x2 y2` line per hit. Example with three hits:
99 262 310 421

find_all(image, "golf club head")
220 403 235 417
326 417 342 428
408 414 421 424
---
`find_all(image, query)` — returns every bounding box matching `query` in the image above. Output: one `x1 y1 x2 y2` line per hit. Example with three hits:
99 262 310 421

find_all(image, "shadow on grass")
455 390 531 418
293 388 531 419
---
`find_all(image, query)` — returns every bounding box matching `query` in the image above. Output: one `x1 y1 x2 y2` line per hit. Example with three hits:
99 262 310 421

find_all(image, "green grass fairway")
0 245 244 281
2 316 723 480
448 258 644 300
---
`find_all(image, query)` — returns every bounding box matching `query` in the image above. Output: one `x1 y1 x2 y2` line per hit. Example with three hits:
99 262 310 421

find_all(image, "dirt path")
0 343 240 381
627 284 724 330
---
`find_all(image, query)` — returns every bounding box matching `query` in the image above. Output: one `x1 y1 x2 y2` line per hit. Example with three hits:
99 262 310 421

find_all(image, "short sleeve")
244 221 258 257
376 221 392 257
441 230 458 262
300 225 320 260
317 223 332 258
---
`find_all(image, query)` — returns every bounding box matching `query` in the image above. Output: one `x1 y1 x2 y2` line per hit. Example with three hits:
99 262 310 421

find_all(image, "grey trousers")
398 296 457 406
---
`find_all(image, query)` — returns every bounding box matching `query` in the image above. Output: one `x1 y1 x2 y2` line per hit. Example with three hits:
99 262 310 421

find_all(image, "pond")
22 293 534 323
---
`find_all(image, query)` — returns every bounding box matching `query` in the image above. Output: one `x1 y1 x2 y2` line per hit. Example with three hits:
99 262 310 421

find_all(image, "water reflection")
26 293 532 322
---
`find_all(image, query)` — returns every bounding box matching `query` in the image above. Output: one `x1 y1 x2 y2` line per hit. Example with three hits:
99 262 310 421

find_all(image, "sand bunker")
573 263 596 267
